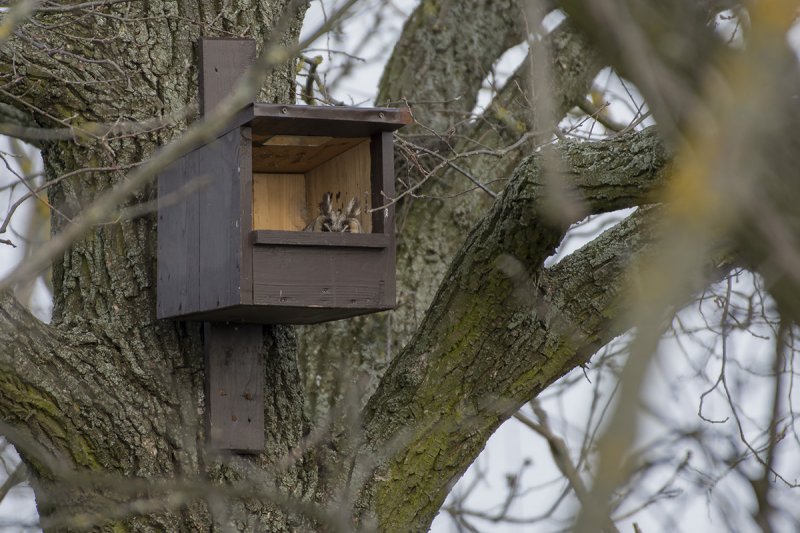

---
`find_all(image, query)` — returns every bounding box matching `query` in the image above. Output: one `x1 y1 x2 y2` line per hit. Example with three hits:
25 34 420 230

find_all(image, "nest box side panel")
157 128 246 319
238 128 254 305
157 152 200 319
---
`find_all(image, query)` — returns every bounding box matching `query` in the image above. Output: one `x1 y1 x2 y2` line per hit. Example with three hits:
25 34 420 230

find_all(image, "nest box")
157 46 410 326
157 38 410 452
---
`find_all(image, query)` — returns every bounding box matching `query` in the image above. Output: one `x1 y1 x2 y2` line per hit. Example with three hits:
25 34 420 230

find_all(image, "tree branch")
357 128 670 530
377 0 528 131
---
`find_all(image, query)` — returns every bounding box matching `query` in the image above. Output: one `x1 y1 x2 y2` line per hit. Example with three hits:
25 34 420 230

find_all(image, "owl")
305 192 362 233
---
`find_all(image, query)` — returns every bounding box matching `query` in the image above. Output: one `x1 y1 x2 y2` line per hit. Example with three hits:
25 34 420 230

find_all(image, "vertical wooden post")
204 323 265 452
198 38 264 453
198 38 257 116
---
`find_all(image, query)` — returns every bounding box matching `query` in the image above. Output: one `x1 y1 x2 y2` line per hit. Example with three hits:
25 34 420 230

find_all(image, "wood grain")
305 140 372 233
157 151 200 319
204 323 264 452
251 137 364 173
198 129 243 312
199 39 257 116
252 244 390 308
244 103 412 137
252 173 307 231
238 128 254 305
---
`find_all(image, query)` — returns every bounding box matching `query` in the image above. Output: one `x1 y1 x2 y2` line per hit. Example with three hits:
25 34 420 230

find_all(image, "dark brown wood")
252 103 411 126
199 39 257 116
186 305 388 325
252 244 390 308
158 129 245 319
370 132 395 233
229 103 411 138
251 230 389 248
198 128 243 312
204 323 264 452
372 131 396 306
239 128 254 305
157 140 200 319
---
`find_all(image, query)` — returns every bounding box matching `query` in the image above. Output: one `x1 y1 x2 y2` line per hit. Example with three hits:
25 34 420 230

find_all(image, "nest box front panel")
252 244 388 307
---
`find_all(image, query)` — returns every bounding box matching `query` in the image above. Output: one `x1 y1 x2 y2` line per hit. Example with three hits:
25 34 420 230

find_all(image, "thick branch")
357 128 668 530
392 19 606 340
0 292 106 472
377 0 527 131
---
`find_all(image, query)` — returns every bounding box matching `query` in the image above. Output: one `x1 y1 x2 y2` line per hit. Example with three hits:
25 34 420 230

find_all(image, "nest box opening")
251 135 375 233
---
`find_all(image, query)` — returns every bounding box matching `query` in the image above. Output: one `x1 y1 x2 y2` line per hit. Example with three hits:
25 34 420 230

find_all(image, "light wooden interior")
252 135 365 173
253 173 307 231
252 138 372 233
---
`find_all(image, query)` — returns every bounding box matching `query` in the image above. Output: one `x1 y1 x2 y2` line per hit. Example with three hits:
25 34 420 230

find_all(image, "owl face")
308 193 362 233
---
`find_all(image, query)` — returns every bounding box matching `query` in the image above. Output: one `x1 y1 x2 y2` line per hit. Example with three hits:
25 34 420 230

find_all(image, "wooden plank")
251 230 389 248
157 148 204 319
228 103 411 144
252 103 411 124
372 131 397 308
157 152 202 319
198 129 242 311
252 174 307 231
199 39 257 116
182 148 202 315
369 132 394 233
252 245 389 307
184 304 389 325
204 323 264 452
305 141 372 234
258 135 333 147
251 137 364 173
238 128 254 305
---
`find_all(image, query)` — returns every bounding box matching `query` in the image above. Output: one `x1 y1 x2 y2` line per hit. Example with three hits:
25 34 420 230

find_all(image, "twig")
515 402 621 533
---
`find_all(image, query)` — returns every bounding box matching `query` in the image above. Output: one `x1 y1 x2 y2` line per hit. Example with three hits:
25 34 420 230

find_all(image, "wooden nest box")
157 42 410 325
